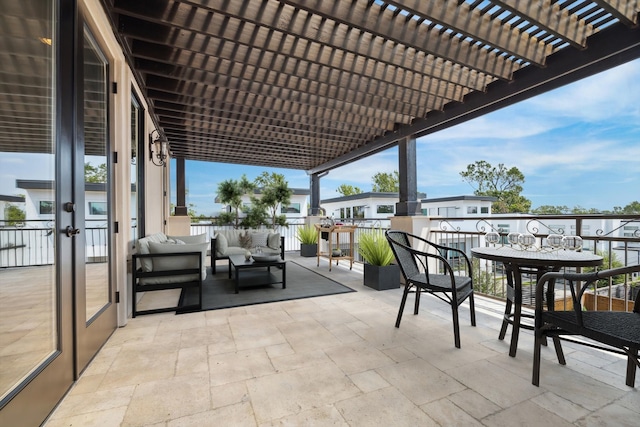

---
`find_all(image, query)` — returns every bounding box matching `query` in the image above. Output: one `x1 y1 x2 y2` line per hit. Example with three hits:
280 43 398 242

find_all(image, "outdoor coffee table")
228 254 286 294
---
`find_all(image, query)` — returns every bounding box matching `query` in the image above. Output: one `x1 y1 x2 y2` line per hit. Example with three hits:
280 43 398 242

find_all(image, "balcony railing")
4 215 638 312
430 214 640 312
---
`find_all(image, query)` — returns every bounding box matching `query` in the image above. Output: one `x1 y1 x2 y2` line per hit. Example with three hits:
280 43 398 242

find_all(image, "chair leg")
508 298 522 357
395 283 411 328
414 286 421 315
132 284 137 318
498 299 512 340
625 347 638 387
552 337 566 365
468 293 476 326
451 304 461 349
532 330 543 386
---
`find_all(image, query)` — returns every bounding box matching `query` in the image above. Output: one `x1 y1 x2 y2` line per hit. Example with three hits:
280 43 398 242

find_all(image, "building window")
339 207 351 219
377 204 394 214
353 206 366 219
39 201 54 215
467 206 478 214
497 224 510 244
281 203 300 214
88 202 107 215
438 207 456 217
481 207 489 214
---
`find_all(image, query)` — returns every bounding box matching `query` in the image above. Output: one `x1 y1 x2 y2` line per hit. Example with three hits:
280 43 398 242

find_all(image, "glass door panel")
0 0 58 401
82 29 110 322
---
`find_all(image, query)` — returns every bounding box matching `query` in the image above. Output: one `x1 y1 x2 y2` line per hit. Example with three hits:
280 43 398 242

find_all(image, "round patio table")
471 246 602 357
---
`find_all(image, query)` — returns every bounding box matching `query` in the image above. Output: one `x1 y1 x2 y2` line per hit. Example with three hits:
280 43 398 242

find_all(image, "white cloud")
526 60 640 122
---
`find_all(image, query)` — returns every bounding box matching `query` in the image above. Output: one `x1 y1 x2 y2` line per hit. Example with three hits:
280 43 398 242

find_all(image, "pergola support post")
309 172 323 216
396 136 421 216
174 157 188 216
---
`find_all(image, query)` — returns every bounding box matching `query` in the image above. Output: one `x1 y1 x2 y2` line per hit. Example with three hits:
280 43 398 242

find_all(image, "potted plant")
358 229 400 290
296 225 318 257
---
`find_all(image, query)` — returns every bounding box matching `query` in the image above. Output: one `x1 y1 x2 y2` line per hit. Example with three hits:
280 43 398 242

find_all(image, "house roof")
322 191 427 204
16 180 136 192
0 195 25 203
3 1 639 175
421 195 498 203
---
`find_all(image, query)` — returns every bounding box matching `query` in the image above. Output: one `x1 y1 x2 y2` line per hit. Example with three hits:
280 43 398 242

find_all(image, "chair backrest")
386 230 421 279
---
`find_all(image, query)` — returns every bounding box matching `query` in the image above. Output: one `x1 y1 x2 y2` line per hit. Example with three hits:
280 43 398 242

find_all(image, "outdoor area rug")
177 260 355 313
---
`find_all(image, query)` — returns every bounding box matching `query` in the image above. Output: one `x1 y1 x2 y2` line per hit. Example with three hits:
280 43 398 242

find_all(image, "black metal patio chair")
385 230 476 348
532 265 640 387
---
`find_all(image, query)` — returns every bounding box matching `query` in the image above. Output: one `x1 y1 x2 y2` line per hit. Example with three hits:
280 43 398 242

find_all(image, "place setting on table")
471 231 602 357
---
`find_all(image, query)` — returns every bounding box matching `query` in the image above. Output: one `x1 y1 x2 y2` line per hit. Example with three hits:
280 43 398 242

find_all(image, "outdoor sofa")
211 228 284 273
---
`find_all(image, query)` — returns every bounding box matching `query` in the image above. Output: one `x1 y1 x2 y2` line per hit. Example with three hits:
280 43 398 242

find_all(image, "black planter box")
300 243 317 257
364 263 401 290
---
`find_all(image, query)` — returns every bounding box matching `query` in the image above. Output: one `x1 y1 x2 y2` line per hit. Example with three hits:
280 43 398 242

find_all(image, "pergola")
102 0 640 212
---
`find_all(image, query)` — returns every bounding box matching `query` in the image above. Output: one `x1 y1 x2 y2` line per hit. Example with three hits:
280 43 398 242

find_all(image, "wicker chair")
532 265 640 387
385 230 476 348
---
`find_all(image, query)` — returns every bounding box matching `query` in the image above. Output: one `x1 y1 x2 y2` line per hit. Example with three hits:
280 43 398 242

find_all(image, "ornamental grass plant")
296 225 318 245
358 229 394 266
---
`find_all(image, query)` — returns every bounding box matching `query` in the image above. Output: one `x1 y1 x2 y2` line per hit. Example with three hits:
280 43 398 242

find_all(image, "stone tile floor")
44 255 638 426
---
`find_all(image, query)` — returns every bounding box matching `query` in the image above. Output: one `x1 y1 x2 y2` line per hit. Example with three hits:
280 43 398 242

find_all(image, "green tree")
217 174 255 228
585 250 624 287
336 184 363 196
460 161 531 213
531 205 570 214
372 171 399 192
240 205 269 229
252 171 292 228
612 201 640 214
85 162 107 183
4 204 26 226
571 205 600 214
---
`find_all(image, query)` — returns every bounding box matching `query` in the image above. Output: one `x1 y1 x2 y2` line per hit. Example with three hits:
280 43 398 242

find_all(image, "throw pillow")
267 233 280 249
136 233 168 272
215 232 228 255
239 231 253 249
251 232 269 248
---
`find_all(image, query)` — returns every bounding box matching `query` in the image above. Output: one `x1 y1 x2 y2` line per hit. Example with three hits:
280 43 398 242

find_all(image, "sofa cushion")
136 232 169 271
147 241 208 282
251 232 269 248
214 229 282 256
215 232 229 256
267 233 280 250
169 233 207 244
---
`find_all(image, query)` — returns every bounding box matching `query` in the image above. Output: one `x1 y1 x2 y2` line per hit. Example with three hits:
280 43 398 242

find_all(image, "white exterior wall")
234 193 310 221
322 196 396 221
421 198 493 217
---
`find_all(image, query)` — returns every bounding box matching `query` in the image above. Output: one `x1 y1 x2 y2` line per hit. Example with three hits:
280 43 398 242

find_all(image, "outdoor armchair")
533 265 640 387
385 230 476 348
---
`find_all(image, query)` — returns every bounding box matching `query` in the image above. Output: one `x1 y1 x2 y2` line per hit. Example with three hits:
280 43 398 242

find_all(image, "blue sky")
1 59 638 216
176 58 640 216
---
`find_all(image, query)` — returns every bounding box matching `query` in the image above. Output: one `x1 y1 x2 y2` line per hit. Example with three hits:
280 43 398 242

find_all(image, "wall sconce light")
149 129 169 167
